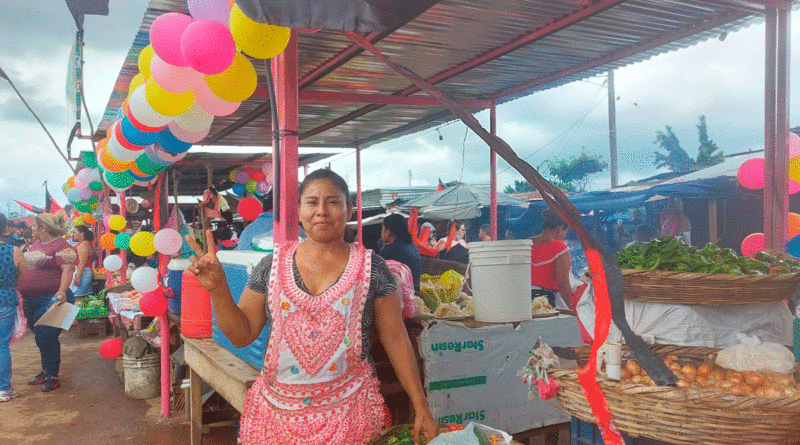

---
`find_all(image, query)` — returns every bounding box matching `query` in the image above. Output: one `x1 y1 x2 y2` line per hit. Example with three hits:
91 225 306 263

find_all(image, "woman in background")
530 209 574 309
380 213 422 293
70 225 94 298
0 213 28 402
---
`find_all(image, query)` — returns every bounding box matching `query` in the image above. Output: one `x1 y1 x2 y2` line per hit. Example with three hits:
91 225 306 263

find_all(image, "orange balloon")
100 233 117 251
789 213 800 238
83 213 97 224
66 176 76 188
98 147 134 173
95 138 109 154
106 125 114 140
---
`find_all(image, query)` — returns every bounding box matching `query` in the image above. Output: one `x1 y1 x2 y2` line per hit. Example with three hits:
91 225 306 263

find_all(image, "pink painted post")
118 191 127 283
154 174 170 419
104 188 112 288
489 102 498 240
272 32 299 244
356 145 363 245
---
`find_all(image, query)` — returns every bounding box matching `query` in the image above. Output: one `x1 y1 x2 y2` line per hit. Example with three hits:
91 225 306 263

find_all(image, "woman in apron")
186 169 438 445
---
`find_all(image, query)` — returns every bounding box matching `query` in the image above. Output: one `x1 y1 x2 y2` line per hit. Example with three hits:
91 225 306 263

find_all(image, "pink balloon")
180 20 236 75
77 168 93 185
150 53 202 94
790 132 800 158
791 180 800 194
153 228 183 255
168 121 210 143
150 13 194 67
193 80 241 116
103 214 113 231
741 232 765 258
737 157 765 190
154 144 188 163
187 0 231 23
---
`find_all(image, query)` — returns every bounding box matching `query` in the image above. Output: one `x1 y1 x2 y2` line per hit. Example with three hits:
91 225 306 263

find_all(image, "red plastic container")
181 270 212 338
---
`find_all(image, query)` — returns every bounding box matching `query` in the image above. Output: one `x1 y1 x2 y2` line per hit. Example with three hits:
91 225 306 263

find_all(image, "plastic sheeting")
576 283 794 348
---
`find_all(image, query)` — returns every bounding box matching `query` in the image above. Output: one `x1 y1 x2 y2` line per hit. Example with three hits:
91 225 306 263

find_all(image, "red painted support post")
104 187 112 288
774 6 791 250
118 191 127 283
490 102 498 240
356 145 363 245
272 32 299 244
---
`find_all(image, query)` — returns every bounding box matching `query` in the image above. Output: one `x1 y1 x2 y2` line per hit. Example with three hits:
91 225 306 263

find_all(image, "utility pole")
408 170 412 187
608 70 619 188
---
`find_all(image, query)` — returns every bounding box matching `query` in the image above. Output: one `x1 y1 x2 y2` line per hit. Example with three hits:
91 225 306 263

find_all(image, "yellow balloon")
128 73 147 98
229 4 291 59
205 53 257 103
108 215 126 232
145 79 194 117
130 231 156 257
73 217 84 227
138 45 155 79
790 156 800 183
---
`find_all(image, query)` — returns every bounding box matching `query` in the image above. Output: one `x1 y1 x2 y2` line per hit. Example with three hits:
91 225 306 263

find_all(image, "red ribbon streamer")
579 249 623 445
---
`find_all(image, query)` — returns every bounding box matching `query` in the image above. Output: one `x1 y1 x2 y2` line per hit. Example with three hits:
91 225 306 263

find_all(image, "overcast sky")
2 1 800 216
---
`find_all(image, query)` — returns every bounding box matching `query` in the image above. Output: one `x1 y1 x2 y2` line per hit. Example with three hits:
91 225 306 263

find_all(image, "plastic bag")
11 291 26 344
428 423 512 445
715 334 795 374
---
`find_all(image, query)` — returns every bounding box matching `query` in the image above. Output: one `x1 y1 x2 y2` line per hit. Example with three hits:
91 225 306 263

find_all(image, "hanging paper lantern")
139 288 168 316
99 233 117 251
237 197 262 221
114 232 132 250
229 4 291 59
82 151 98 169
149 13 194 67
131 266 159 293
181 19 237 75
153 228 183 255
130 231 157 257
103 254 124 272
100 338 123 360
108 215 126 232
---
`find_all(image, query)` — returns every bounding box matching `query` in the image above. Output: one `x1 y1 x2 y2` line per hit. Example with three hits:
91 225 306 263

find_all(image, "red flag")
14 200 43 214
49 197 64 214
436 178 445 192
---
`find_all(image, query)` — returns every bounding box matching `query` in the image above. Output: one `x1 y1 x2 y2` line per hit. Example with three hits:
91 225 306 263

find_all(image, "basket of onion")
548 344 800 445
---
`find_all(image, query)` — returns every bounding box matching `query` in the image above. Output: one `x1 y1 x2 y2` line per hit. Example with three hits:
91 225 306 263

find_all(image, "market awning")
96 0 782 150
399 183 527 220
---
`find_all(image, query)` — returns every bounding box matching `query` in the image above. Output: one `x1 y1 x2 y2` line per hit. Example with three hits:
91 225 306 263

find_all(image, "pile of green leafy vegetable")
75 288 109 320
615 236 800 275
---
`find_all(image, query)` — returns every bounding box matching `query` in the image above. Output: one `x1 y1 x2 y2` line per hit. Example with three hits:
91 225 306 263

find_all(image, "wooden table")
182 337 260 445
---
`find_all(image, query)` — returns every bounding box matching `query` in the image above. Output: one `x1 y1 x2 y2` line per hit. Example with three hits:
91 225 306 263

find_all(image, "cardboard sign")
34 302 80 331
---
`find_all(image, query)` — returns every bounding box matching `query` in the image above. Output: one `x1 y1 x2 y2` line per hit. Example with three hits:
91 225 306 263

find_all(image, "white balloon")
103 255 124 272
128 84 172 128
131 266 159 293
173 102 213 133
107 131 144 162
89 168 102 182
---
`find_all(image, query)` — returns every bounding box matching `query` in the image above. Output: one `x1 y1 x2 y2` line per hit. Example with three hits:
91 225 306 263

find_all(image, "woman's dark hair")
0 213 6 233
383 213 411 242
298 169 350 204
74 225 94 241
541 208 567 230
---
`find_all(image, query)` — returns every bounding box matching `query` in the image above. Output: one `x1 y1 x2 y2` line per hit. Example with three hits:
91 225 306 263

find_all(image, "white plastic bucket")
467 240 532 323
123 353 160 399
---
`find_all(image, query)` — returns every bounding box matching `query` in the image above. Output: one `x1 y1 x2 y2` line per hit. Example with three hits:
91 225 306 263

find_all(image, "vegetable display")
75 289 110 320
615 236 800 275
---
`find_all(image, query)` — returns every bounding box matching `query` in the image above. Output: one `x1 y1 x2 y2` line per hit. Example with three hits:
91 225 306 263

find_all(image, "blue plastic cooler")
212 250 271 370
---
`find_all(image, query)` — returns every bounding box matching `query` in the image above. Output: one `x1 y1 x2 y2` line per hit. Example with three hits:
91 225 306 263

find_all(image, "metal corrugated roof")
96 0 788 150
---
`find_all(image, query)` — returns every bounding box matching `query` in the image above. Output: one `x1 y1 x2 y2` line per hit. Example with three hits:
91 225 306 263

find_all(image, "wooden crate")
77 318 111 339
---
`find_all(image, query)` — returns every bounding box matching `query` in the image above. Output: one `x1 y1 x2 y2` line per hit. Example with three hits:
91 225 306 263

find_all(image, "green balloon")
105 171 135 189
245 180 257 193
74 200 91 213
114 232 131 249
62 183 69 195
89 181 103 191
135 154 161 176
82 151 98 169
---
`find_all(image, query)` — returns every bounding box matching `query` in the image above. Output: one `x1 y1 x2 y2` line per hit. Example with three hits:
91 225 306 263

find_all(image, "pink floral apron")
239 241 389 445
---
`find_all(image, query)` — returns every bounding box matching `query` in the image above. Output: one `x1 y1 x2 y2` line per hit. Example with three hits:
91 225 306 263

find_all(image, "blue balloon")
130 172 156 182
121 117 158 146
787 234 800 257
156 127 192 155
231 184 245 196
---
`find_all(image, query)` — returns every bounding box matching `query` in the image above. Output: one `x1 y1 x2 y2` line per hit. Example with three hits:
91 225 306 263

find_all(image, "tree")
653 115 724 171
503 180 536 194
544 150 608 193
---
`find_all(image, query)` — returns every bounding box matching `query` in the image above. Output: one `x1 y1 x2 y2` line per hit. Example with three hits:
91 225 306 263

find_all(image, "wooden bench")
182 337 260 445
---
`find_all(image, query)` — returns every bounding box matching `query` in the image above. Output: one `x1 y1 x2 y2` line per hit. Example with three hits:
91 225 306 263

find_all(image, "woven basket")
551 344 800 445
621 269 800 305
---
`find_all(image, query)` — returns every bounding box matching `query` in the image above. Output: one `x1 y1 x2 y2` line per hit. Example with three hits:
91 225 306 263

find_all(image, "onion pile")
613 355 800 398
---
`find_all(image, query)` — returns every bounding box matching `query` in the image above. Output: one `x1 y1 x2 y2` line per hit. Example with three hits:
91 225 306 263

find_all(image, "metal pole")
764 8 777 248
489 102 498 240
773 6 791 250
607 70 618 188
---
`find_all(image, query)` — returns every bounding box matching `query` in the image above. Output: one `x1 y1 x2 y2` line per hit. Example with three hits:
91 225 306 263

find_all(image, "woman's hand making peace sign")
185 228 226 292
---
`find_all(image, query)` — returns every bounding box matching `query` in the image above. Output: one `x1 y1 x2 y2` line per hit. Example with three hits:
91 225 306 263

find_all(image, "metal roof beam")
492 8 750 100
296 90 493 108
300 0 627 143
688 0 765 13
204 0 443 145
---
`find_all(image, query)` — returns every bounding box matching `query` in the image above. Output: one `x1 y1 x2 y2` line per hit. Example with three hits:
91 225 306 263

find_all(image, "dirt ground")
3 326 568 445
3 326 236 445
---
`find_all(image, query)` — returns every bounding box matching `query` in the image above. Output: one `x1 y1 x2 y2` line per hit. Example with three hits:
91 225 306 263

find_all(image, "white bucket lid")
167 258 191 270
467 239 532 250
